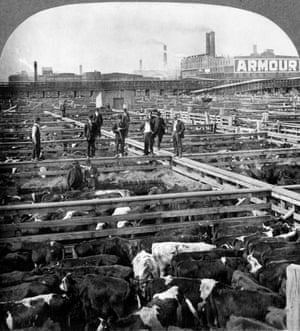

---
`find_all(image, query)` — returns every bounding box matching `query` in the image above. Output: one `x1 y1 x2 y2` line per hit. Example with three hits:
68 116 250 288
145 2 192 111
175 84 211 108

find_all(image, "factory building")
181 33 300 80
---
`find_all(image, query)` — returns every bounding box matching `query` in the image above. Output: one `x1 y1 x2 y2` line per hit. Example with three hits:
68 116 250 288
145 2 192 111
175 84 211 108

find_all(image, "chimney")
163 44 167 68
79 65 83 75
253 45 258 55
139 59 143 71
206 32 210 56
34 61 38 82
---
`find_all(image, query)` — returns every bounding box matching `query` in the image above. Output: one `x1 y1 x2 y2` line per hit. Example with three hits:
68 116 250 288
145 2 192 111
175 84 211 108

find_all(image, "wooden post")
287 264 300 331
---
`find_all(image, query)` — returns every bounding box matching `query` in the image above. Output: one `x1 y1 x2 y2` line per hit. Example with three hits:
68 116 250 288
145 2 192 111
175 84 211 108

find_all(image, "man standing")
67 160 84 190
172 113 185 158
112 114 126 157
152 111 166 150
61 100 67 117
92 107 103 139
84 114 97 157
140 112 155 155
121 106 130 139
32 117 41 161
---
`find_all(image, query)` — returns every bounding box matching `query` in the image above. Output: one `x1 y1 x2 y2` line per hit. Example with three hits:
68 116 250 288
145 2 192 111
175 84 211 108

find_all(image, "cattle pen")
0 94 300 331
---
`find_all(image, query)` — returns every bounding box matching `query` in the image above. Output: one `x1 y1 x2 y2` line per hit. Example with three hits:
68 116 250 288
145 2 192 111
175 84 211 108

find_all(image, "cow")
73 237 140 266
103 286 183 331
231 270 274 293
0 274 60 301
61 254 120 267
15 241 64 268
226 314 278 331
58 265 133 281
0 251 34 273
0 294 69 330
199 279 285 328
141 277 204 329
59 273 138 330
265 307 286 330
152 242 216 276
132 250 160 286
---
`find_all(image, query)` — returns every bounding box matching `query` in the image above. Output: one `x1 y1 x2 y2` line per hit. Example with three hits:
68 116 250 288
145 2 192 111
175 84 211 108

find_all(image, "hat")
35 117 40 122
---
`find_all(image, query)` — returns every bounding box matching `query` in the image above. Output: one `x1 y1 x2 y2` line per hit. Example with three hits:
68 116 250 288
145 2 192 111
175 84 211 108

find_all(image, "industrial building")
181 32 300 80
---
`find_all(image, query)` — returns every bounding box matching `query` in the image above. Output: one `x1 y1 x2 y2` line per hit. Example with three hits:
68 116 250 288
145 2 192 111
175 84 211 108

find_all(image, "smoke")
145 38 165 46
18 58 33 71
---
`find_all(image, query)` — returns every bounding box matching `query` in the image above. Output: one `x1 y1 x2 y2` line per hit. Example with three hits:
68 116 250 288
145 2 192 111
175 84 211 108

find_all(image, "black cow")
61 254 120 268
0 274 59 301
0 251 34 273
60 273 138 330
172 258 233 284
73 237 140 266
0 294 69 330
200 279 285 328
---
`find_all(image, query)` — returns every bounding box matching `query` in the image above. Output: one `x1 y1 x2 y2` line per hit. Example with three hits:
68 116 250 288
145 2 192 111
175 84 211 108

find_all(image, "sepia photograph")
0 1 300 330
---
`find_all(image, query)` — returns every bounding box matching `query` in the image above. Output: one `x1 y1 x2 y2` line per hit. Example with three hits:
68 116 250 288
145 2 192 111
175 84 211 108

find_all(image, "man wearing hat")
172 113 185 157
67 160 84 190
32 117 41 161
152 110 166 150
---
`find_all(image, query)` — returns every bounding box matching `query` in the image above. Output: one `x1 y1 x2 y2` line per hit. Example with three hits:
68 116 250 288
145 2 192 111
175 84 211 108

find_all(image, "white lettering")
289 60 297 71
257 60 268 72
269 60 278 71
236 60 247 72
248 60 257 72
278 60 288 71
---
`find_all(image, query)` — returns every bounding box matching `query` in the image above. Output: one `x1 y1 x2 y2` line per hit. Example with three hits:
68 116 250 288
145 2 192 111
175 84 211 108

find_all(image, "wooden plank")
287 264 300 331
0 188 270 215
0 215 271 243
0 203 270 235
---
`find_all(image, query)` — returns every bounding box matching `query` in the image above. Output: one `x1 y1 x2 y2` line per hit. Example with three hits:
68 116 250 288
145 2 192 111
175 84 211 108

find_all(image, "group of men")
31 104 185 162
140 110 185 157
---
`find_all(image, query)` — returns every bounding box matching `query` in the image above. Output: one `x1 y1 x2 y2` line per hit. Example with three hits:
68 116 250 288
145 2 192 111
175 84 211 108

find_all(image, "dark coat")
92 111 103 133
84 120 97 141
173 120 185 138
153 116 166 136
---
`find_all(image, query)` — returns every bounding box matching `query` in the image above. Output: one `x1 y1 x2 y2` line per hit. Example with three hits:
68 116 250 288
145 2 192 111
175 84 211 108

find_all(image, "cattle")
104 286 183 331
255 262 290 293
58 265 133 281
0 294 69 330
73 237 140 266
226 314 278 331
172 258 233 284
0 251 34 273
60 273 138 331
0 274 59 301
141 277 204 329
61 254 120 267
13 241 64 268
231 270 274 293
152 242 216 276
265 307 286 330
132 250 160 285
199 279 285 328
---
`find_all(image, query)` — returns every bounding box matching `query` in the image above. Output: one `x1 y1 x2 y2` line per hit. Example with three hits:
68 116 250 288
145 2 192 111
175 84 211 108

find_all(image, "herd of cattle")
1 215 299 331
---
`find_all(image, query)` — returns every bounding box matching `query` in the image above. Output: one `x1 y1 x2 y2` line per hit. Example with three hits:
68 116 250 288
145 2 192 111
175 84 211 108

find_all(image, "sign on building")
234 58 300 73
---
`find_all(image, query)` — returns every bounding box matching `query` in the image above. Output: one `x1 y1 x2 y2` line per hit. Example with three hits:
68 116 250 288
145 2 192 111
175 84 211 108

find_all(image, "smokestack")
79 65 83 75
206 32 215 57
163 44 167 68
253 44 258 55
139 59 143 71
206 32 210 56
34 61 38 82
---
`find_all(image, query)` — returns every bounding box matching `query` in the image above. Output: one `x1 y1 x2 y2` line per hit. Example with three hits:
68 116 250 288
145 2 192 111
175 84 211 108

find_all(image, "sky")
0 2 298 81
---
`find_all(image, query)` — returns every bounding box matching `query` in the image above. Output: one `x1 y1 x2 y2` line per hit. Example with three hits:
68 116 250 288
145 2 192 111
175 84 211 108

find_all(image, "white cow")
152 242 216 276
132 250 160 284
